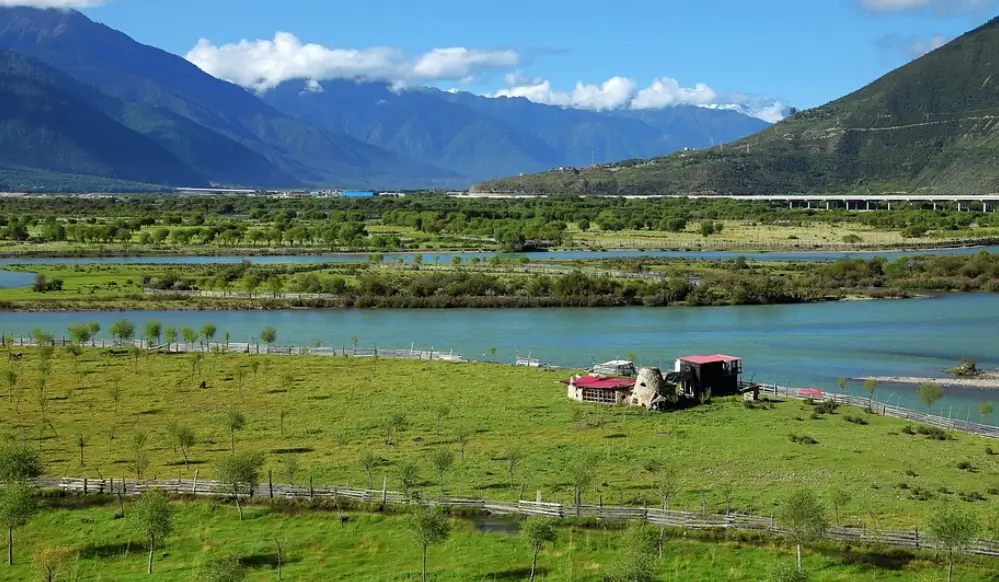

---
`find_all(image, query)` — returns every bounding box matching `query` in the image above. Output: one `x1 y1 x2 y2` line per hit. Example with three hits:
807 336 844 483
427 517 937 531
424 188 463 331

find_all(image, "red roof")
679 354 741 365
563 375 636 390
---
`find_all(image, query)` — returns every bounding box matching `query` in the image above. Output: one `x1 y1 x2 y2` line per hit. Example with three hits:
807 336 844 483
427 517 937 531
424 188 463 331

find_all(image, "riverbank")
1 237 996 259
861 372 999 389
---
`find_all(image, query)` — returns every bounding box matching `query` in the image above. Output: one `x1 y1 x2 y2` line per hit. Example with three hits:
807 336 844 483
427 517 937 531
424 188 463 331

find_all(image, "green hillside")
0 52 208 189
474 16 999 196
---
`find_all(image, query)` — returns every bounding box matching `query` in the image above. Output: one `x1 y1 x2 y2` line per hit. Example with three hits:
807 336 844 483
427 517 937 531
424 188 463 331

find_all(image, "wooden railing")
32 476 999 558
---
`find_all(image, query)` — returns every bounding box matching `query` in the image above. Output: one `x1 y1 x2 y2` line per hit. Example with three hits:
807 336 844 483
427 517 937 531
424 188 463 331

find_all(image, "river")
2 293 997 416
1 245 997 267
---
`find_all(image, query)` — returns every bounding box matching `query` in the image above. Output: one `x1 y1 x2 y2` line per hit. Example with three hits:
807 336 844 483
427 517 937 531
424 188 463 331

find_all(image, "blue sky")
30 0 999 118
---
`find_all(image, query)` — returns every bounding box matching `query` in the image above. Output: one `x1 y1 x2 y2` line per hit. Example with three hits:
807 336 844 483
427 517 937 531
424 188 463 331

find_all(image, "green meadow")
3 347 999 529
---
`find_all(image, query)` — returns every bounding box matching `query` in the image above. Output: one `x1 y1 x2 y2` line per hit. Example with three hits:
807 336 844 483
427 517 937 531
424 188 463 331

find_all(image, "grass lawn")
5 497 995 581
3 348 999 533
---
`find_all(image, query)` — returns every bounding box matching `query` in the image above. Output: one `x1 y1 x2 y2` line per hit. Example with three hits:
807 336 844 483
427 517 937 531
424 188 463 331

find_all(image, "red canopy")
679 354 741 365
564 376 636 391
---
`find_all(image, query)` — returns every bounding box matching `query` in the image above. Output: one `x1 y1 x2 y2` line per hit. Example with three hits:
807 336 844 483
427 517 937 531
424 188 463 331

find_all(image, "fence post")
83 478 87 495
309 474 314 498
382 476 387 505
268 469 274 499
536 490 541 504
191 469 199 495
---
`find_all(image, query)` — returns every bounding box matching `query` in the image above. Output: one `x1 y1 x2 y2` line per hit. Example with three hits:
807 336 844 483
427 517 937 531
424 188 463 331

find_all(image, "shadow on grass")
79 541 135 559
264 389 288 394
45 495 116 510
240 553 302 569
823 546 917 571
604 433 627 439
138 408 164 415
165 460 206 467
490 567 546 579
271 447 314 454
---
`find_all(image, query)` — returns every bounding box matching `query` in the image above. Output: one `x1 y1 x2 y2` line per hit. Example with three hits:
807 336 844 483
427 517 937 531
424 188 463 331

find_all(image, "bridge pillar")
806 201 811 209
887 202 891 211
825 201 830 210
957 202 962 212
866 201 871 211
932 202 937 211
983 202 988 213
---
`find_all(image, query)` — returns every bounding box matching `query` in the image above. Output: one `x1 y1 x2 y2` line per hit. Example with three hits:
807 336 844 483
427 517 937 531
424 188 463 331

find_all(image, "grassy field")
2 218 993 257
6 498 995 581
4 347 999 533
569 221 909 250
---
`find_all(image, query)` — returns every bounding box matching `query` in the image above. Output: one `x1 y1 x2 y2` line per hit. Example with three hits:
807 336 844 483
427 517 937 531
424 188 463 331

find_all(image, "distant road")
454 192 999 209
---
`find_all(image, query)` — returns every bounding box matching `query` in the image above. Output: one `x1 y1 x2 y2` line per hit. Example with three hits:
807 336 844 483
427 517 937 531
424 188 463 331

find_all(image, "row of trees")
6 192 995 246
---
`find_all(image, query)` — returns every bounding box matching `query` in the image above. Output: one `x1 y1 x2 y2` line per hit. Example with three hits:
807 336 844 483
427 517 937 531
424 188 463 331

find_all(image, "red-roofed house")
674 354 743 399
562 375 638 405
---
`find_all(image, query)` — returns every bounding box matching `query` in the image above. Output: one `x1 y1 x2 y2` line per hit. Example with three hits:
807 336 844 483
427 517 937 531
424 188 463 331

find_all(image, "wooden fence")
757 385 999 439
32 476 999 558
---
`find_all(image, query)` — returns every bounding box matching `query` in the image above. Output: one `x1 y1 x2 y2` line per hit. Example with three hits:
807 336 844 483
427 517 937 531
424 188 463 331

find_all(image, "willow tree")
131 490 174 574
776 488 828 573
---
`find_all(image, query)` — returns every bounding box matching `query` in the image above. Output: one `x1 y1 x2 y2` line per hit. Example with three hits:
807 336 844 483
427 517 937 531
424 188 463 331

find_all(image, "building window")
581 389 617 404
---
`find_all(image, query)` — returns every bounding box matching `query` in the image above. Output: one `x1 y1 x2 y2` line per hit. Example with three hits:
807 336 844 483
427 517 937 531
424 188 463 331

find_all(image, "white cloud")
631 78 717 109
493 76 637 110
186 32 519 92
186 34 786 122
0 0 106 5
860 0 996 13
876 33 949 57
491 75 785 122
901 34 949 56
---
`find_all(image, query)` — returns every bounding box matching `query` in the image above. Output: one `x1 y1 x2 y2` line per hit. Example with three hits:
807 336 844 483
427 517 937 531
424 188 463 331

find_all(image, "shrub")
956 461 973 471
812 400 839 415
986 446 996 456
904 469 918 477
844 415 868 425
788 433 818 445
917 426 950 440
986 487 999 495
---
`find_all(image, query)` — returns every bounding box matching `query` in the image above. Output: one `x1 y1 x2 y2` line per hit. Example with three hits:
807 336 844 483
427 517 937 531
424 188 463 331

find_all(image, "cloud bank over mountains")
187 32 789 122
0 0 104 5
860 0 996 14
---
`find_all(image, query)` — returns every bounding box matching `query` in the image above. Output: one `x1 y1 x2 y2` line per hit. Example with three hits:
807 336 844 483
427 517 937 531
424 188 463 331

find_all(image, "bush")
788 433 818 445
986 446 995 456
844 415 868 425
917 426 950 440
812 400 839 415
956 461 973 471
960 491 986 502
902 425 917 435
986 487 999 495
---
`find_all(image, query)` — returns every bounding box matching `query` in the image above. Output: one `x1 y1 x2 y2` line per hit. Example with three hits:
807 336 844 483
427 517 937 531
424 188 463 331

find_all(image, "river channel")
2 245 998 267
2 292 998 416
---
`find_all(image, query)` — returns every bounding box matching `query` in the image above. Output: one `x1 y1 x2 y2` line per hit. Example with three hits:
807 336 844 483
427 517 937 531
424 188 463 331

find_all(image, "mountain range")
474 16 999 196
0 7 770 192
